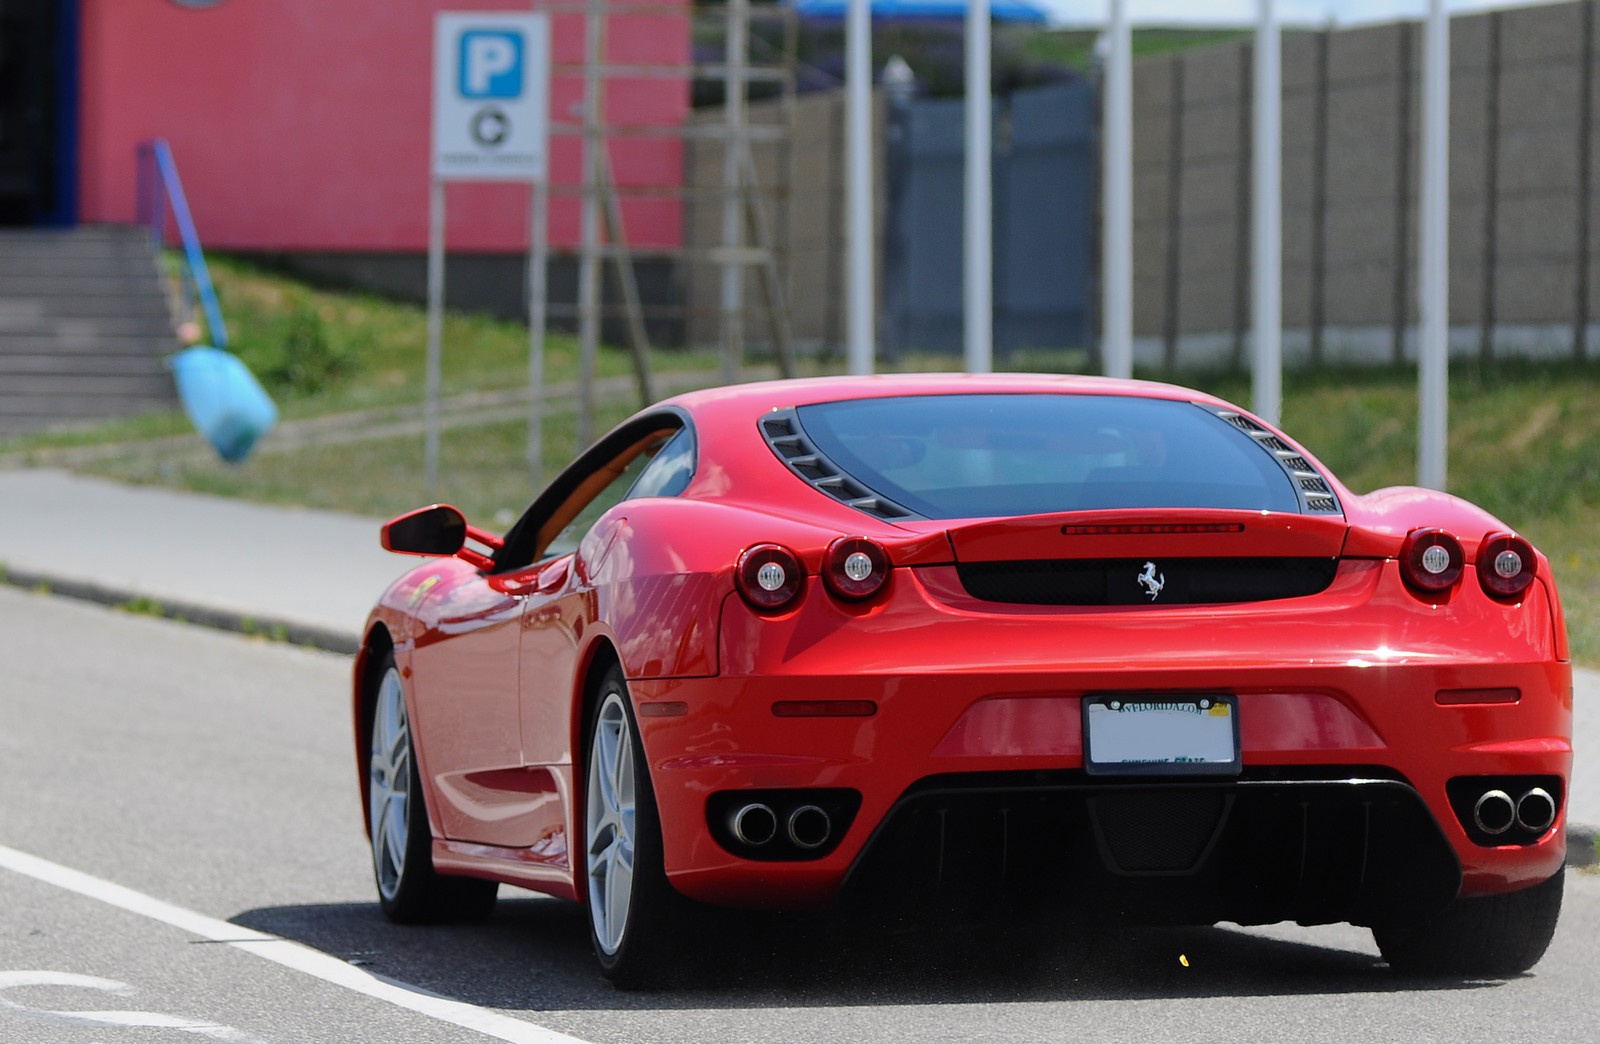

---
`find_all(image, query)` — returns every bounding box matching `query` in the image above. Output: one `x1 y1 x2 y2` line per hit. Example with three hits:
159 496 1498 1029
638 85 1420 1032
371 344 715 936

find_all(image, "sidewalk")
0 468 402 651
1 467 1594 862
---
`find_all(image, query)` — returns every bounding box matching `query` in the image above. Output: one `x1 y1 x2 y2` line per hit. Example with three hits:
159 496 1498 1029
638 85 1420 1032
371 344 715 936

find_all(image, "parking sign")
432 13 549 181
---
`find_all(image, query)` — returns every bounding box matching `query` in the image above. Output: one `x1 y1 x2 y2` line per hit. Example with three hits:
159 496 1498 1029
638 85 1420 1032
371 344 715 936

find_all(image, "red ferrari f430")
356 375 1570 984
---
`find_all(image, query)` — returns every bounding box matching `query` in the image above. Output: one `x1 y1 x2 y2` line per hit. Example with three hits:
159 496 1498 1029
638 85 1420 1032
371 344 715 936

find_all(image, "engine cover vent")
1203 406 1343 517
760 408 915 520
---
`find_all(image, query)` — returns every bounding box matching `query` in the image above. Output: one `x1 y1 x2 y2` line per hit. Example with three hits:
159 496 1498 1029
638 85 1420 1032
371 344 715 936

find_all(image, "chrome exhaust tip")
730 803 778 846
1473 789 1516 835
1515 787 1556 834
786 804 832 850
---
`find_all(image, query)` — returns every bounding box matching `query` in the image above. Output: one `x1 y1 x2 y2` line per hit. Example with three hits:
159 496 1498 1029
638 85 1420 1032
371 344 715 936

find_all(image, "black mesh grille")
957 557 1339 606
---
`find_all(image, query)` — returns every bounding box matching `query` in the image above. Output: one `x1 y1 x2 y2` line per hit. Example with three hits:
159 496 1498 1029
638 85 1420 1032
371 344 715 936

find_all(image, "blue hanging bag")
171 345 279 463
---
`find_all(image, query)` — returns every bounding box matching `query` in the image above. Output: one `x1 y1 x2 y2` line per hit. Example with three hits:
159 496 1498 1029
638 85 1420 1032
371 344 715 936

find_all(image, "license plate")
1083 695 1241 776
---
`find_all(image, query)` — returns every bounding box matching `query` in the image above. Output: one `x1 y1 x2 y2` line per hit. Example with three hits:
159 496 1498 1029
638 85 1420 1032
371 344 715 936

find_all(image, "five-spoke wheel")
584 666 678 985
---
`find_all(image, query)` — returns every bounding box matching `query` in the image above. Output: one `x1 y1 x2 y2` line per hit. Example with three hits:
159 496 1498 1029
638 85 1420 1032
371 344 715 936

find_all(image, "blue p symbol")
460 31 522 99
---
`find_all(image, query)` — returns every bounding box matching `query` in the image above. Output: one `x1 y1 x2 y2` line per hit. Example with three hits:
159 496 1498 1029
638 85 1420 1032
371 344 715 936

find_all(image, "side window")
539 428 682 560
491 414 691 573
625 426 696 500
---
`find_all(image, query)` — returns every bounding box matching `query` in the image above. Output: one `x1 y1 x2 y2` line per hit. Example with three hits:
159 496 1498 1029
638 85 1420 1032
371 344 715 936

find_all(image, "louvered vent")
1203 406 1343 516
759 409 915 519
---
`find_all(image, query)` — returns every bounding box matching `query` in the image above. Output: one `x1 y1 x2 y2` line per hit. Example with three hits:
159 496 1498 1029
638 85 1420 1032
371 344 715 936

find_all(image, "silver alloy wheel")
369 666 412 902
586 690 637 956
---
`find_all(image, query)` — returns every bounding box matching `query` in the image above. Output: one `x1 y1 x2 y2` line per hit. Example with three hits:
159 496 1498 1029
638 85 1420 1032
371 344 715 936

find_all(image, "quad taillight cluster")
735 537 891 612
1399 528 1536 602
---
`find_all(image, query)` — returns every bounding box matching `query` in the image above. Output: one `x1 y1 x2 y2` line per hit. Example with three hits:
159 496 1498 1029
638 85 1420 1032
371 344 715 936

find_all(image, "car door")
405 563 538 846
478 417 690 855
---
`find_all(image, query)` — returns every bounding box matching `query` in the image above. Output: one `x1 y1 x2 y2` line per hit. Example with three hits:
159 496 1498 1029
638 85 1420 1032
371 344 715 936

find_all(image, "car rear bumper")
629 562 1571 913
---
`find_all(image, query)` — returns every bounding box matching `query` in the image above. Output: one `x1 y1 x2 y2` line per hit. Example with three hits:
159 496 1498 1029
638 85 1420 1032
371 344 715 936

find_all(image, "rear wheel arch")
355 624 396 817
576 639 625 767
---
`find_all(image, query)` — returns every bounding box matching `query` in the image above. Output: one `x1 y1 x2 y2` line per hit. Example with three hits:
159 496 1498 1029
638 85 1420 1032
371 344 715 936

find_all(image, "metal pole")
527 178 548 489
424 178 445 498
845 0 875 375
1479 11 1502 365
965 0 993 374
1575 0 1594 361
720 0 749 384
1252 0 1282 427
1418 0 1450 490
577 0 604 449
1102 0 1133 378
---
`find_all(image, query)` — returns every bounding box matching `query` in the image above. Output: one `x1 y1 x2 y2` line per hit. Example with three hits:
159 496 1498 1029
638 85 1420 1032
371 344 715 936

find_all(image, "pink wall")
79 0 688 252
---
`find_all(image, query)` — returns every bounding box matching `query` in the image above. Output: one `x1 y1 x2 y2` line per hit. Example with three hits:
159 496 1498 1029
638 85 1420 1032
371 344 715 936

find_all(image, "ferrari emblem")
1138 561 1165 600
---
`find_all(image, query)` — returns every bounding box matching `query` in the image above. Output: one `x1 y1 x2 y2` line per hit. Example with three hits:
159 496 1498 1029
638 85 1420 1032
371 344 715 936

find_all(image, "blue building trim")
43 0 80 226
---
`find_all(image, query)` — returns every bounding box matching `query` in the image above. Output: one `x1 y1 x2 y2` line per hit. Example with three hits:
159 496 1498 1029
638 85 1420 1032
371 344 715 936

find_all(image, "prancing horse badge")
1138 561 1165 600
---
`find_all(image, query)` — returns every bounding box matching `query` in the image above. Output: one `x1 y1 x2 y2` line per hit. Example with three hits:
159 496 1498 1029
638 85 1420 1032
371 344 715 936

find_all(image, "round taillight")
1400 528 1464 594
1477 531 1537 601
822 537 891 602
736 543 805 611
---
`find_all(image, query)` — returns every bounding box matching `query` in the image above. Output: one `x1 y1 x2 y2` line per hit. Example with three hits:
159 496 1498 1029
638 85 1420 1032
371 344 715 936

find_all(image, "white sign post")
426 13 550 495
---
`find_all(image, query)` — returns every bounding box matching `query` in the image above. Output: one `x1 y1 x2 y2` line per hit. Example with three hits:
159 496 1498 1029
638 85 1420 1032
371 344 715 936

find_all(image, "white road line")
0 971 261 1042
0 844 591 1044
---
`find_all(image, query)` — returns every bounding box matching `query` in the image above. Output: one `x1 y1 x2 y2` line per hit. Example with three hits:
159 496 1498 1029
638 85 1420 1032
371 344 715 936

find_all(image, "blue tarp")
793 0 1050 24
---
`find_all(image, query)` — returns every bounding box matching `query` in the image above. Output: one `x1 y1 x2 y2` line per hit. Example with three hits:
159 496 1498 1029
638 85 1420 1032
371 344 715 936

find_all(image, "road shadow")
230 894 1502 1012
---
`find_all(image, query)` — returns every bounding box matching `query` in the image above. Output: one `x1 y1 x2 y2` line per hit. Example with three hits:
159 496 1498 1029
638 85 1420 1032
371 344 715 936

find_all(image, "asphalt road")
3 586 1598 1044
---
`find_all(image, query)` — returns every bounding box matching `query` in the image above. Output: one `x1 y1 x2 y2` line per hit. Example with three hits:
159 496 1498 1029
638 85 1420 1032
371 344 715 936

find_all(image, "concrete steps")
0 225 180 435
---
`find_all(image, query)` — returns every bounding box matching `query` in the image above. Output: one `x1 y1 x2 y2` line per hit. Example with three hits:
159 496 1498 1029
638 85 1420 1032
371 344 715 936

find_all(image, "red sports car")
356 374 1570 985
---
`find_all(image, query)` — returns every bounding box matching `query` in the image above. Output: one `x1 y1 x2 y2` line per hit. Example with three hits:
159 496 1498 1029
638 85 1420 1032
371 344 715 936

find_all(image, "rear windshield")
793 394 1300 519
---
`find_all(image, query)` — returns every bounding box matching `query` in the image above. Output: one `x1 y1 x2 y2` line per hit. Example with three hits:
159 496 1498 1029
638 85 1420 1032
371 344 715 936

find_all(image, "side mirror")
382 505 467 557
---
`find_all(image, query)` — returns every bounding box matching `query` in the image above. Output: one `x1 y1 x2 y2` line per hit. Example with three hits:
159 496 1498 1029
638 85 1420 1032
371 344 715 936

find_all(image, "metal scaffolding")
543 0 798 445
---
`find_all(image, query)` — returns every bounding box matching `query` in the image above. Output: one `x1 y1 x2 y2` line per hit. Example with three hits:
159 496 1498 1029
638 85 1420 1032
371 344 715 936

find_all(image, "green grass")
205 255 721 417
1011 26 1255 75
94 400 642 527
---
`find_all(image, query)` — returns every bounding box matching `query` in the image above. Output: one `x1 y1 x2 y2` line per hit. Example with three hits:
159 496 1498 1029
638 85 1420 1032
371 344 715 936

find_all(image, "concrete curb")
1 567 360 656
6 563 1595 864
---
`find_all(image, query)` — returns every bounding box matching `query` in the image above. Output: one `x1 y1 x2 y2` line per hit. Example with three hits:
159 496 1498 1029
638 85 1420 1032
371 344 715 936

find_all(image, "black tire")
1373 868 1564 977
583 665 682 987
366 652 498 924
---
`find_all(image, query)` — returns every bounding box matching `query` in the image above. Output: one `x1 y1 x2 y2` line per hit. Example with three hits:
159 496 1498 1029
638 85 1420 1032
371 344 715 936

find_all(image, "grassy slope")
5 259 1595 662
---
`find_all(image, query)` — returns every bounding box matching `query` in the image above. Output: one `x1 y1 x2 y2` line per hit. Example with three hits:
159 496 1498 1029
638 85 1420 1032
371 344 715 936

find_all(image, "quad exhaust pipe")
1473 790 1516 835
786 805 832 850
1516 787 1556 833
1471 786 1557 836
727 801 836 851
730 803 778 846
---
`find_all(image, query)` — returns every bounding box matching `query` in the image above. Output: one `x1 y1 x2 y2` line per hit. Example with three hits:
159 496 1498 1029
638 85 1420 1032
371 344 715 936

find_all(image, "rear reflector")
1435 688 1521 706
638 701 688 717
772 700 877 718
